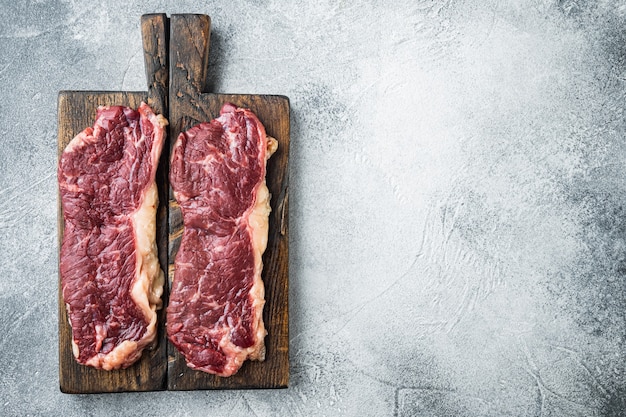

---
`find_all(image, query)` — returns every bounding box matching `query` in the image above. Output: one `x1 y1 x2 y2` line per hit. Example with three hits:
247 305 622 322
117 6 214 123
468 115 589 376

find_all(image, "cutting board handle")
141 14 169 115
170 14 211 97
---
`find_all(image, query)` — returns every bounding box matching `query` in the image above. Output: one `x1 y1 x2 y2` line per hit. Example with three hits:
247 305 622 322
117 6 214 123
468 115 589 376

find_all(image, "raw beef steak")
167 103 277 376
58 102 167 370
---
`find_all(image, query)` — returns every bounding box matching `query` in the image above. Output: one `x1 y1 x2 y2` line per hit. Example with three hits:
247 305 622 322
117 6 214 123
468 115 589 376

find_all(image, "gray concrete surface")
1 0 625 415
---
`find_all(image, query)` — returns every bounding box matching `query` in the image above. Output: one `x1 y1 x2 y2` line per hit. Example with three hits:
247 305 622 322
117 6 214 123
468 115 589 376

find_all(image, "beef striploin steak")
167 103 277 376
58 103 167 370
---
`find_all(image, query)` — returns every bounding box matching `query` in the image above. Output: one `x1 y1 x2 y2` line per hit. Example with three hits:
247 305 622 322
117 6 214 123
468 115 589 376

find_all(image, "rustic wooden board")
57 13 289 393
166 14 290 390
57 14 169 393
57 91 170 393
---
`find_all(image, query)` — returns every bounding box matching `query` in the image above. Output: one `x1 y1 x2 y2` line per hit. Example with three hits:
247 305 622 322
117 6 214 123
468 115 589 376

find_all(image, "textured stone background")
1 0 626 415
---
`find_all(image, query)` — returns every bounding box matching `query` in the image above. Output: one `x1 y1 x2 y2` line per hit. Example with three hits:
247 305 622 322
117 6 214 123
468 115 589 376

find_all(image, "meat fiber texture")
168 103 278 377
58 103 167 370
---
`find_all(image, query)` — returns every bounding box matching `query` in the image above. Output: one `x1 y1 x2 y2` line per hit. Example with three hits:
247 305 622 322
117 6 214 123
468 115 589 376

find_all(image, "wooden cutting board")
166 14 289 390
57 13 289 393
57 14 169 393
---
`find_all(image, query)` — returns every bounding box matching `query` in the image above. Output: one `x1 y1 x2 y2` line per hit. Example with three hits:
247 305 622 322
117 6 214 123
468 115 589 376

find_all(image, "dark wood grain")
141 14 171 391
58 14 170 394
167 14 290 390
142 14 169 116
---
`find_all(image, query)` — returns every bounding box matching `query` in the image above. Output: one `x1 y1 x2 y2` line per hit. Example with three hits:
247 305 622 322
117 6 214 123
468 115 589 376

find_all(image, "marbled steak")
167 103 277 376
58 103 166 370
